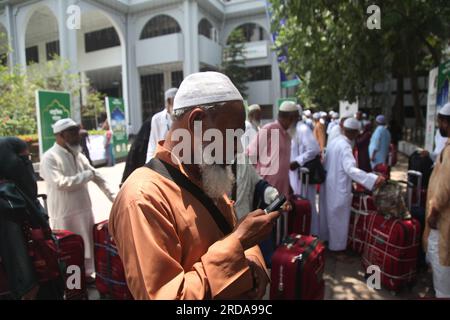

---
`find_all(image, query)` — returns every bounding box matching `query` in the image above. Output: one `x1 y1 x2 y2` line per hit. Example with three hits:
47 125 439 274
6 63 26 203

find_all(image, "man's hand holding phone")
234 195 285 250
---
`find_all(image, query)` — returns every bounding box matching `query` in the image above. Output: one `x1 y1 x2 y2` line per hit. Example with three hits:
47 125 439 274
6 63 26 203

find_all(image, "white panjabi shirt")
319 135 378 251
146 108 172 162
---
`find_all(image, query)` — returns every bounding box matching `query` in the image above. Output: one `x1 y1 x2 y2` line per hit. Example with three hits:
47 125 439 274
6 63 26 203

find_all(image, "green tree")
270 0 450 126
0 54 105 136
221 28 249 98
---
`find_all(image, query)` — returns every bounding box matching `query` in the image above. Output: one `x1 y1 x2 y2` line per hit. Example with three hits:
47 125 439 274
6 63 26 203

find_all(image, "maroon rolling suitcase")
53 230 88 300
347 192 376 254
271 204 325 300
288 167 312 236
94 220 133 300
362 182 421 292
270 234 325 300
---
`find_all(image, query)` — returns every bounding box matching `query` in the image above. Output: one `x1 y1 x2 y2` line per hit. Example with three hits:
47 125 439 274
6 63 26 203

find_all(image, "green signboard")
436 59 450 111
36 90 72 157
105 97 128 159
281 78 301 89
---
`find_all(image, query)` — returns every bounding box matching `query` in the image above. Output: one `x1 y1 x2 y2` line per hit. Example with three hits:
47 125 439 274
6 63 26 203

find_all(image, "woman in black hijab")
0 137 63 300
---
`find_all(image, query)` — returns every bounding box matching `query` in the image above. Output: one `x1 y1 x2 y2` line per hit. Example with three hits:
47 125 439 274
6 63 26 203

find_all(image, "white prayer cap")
52 118 79 134
173 72 243 110
303 110 312 117
165 88 178 101
279 101 298 112
439 102 450 116
248 104 261 112
320 111 327 118
332 112 339 119
343 118 361 130
328 110 334 116
312 112 320 120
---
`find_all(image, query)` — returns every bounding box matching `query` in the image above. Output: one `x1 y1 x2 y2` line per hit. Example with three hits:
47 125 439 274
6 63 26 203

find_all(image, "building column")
271 53 281 117
183 0 199 77
124 14 142 134
4 4 18 68
58 0 81 123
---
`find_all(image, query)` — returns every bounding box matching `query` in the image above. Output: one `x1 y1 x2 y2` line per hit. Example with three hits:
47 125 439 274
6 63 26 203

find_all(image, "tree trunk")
408 59 424 128
393 76 405 126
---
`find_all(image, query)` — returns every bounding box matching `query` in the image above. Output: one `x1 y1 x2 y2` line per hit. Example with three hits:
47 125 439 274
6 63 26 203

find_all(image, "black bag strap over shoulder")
145 158 233 236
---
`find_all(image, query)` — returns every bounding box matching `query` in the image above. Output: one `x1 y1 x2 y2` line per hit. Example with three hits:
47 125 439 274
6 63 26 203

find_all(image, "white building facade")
0 0 281 134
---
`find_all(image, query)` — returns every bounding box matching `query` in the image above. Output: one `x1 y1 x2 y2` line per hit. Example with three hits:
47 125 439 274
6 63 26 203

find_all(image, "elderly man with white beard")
319 118 386 257
109 72 280 300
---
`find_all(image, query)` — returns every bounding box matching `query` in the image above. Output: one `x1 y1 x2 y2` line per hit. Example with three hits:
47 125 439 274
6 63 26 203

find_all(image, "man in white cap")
248 101 299 198
303 110 314 131
423 102 450 298
312 112 326 153
327 116 348 147
289 104 322 235
110 72 279 300
319 117 385 255
241 104 262 151
40 118 117 282
368 115 391 170
326 112 339 135
146 87 178 162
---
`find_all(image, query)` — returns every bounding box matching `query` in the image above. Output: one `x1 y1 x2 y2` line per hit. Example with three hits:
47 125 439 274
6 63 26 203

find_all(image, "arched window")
140 15 181 40
227 23 269 44
198 18 213 39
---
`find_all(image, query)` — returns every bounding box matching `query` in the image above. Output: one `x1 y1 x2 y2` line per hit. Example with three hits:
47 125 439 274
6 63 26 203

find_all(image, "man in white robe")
326 112 339 136
40 118 117 280
241 104 261 152
319 118 385 253
326 117 347 148
146 88 178 162
289 106 322 235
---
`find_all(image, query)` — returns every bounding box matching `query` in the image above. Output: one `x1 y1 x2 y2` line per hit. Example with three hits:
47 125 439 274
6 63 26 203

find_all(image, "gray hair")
171 102 227 121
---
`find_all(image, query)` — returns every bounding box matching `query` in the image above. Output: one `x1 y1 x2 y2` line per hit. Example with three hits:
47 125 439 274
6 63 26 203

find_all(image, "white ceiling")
85 66 122 89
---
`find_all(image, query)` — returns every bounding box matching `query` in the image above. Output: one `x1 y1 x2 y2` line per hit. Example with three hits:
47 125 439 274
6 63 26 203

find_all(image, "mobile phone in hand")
264 195 286 214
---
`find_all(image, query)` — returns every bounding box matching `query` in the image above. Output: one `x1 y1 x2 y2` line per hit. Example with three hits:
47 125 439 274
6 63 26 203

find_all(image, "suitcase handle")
394 180 415 211
298 167 310 198
407 170 423 208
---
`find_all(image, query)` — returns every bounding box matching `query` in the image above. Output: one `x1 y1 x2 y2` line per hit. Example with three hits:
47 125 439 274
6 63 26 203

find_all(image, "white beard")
199 148 235 200
288 125 297 139
66 143 82 155
250 120 261 129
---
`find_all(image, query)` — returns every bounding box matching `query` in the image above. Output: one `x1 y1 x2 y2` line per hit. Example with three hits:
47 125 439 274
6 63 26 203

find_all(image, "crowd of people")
1 71 449 300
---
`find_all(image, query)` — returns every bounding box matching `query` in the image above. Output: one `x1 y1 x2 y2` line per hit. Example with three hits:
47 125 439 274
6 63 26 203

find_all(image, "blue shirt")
369 125 391 168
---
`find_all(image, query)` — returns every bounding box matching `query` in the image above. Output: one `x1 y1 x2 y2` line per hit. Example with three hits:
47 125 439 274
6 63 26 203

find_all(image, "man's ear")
187 108 205 133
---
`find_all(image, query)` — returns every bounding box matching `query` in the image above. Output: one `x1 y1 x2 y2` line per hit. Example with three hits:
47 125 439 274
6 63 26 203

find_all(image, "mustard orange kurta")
313 122 326 152
423 138 450 266
109 143 268 300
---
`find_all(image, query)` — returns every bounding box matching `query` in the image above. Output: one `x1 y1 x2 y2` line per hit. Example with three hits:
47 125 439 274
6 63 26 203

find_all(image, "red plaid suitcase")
94 220 133 300
347 192 376 254
288 168 312 236
270 234 325 300
53 230 88 300
362 214 421 292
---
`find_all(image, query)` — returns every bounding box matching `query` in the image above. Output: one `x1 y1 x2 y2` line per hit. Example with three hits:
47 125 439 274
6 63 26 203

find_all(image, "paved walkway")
37 154 435 300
